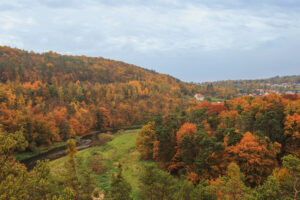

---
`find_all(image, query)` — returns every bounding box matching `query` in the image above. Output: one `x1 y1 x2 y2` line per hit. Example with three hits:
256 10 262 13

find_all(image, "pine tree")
63 139 79 198
216 162 250 200
139 164 176 200
107 164 132 200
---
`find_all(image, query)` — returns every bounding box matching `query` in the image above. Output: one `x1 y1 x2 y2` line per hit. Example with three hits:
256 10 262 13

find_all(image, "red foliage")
193 103 227 114
282 94 300 101
91 166 104 174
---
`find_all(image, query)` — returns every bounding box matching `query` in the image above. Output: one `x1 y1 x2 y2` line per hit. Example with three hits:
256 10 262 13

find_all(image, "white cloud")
0 34 24 48
0 0 299 81
0 0 299 53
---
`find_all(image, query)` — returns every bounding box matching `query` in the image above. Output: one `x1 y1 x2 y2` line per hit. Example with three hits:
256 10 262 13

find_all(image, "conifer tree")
107 163 132 200
63 139 79 198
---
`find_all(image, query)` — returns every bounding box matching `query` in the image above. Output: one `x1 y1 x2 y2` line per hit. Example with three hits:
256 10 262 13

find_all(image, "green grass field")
50 129 153 199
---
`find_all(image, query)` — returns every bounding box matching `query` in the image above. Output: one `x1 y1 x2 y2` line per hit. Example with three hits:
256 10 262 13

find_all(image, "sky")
0 0 300 82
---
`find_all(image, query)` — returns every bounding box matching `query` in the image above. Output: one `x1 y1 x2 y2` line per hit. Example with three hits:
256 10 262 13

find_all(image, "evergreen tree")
107 164 132 200
180 135 195 166
176 179 194 200
216 162 250 200
63 139 79 198
77 168 95 200
282 155 300 200
139 164 176 200
255 175 282 200
191 181 216 200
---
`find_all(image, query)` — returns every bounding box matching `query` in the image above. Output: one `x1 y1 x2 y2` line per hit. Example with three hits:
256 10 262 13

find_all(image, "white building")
194 93 204 101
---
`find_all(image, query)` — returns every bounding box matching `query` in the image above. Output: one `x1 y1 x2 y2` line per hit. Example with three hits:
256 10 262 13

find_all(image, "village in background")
194 77 300 103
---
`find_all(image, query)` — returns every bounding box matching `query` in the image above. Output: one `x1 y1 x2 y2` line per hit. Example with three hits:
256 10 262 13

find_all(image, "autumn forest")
0 46 299 200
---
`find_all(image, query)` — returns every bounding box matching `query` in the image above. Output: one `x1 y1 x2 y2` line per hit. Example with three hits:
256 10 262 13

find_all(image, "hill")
197 75 300 100
0 46 199 151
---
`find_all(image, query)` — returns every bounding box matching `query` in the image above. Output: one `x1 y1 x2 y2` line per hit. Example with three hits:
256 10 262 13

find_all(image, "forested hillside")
137 94 300 199
0 46 198 151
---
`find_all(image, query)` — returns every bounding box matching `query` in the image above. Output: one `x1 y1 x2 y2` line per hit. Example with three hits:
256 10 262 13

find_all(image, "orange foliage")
225 132 281 185
218 110 240 129
176 123 197 144
187 171 200 185
153 140 160 160
284 113 300 157
0 46 200 149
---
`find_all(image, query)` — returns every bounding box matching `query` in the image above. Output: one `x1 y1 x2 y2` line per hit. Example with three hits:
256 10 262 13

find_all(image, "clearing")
50 129 153 199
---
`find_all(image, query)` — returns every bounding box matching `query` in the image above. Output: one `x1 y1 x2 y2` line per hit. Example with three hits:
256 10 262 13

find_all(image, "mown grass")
50 129 153 199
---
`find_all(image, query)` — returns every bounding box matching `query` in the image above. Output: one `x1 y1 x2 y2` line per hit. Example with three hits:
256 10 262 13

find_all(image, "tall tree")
106 164 132 200
139 164 176 200
63 139 79 198
282 155 300 200
225 132 281 186
215 162 250 200
136 122 156 160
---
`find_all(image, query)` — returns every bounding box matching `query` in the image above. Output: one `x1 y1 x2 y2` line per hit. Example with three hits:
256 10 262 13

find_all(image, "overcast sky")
0 0 300 82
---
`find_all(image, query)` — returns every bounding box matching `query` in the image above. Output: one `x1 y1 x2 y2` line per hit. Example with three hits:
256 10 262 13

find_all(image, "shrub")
96 133 114 145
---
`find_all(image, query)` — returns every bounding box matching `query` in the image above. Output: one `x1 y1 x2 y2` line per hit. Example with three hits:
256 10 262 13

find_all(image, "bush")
96 133 114 145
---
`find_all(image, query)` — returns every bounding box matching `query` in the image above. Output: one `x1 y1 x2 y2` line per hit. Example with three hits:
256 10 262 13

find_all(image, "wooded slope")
0 46 198 150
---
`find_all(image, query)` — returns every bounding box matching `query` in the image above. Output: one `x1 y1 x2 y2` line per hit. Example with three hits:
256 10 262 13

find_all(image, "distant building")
194 93 204 101
217 100 224 104
286 91 296 94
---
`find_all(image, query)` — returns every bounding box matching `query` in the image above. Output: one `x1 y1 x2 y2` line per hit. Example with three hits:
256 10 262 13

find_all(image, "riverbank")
15 125 143 169
14 136 82 161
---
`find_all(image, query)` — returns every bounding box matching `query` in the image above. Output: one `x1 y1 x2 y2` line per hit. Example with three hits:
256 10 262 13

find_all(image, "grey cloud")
0 0 299 81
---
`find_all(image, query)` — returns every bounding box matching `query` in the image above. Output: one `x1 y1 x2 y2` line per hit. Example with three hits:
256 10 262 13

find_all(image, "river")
20 126 141 170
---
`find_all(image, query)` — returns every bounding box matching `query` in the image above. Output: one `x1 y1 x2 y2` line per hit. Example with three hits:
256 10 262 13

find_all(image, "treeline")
0 46 199 151
136 94 300 199
199 75 300 99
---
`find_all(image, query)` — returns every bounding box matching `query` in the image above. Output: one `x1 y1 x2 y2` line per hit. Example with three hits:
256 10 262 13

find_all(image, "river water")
19 126 141 170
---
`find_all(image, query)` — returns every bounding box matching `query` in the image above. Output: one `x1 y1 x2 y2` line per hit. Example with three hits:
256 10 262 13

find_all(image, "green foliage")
282 155 300 200
194 131 223 175
226 128 243 146
50 130 142 199
216 163 251 200
0 127 28 156
282 154 300 173
154 124 176 162
188 108 207 124
0 128 66 200
138 164 177 200
176 179 194 200
254 175 282 200
191 181 216 200
180 135 195 166
254 110 285 143
106 164 132 200
78 168 95 200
